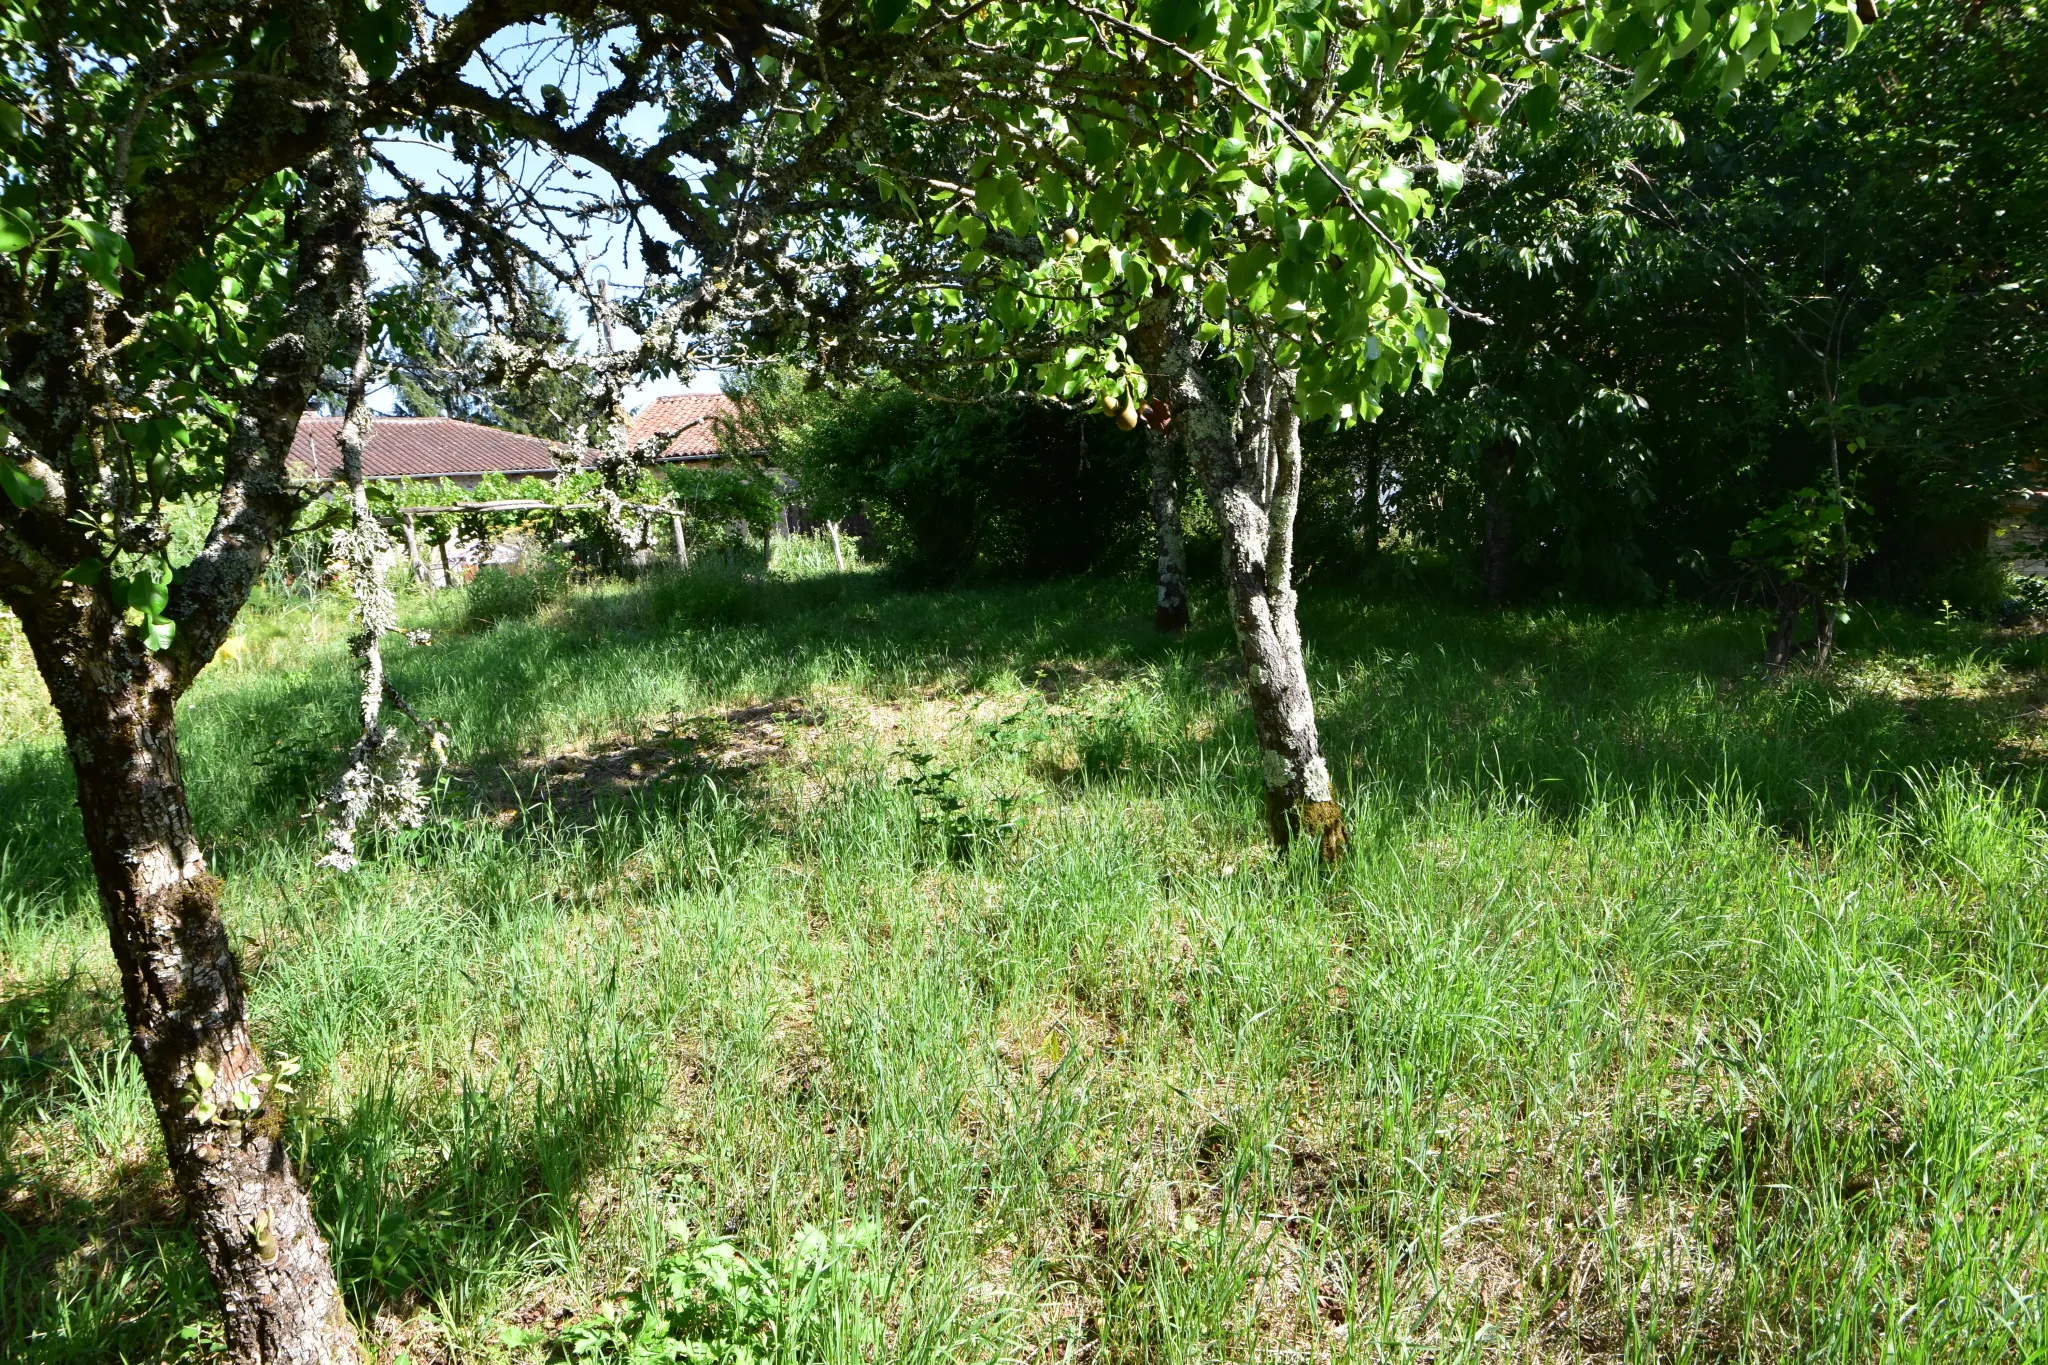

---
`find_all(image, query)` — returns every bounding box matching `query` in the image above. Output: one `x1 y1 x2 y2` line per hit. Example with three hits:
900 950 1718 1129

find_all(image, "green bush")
733 370 1151 586
466 559 569 628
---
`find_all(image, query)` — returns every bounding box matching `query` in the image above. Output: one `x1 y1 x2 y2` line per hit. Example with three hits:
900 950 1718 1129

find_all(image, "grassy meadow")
4 542 2048 1363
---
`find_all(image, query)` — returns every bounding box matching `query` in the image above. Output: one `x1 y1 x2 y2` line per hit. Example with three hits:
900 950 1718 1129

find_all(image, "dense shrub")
736 371 1151 586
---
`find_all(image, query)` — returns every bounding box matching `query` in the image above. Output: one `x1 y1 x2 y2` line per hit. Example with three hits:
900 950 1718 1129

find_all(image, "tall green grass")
3 547 2045 1362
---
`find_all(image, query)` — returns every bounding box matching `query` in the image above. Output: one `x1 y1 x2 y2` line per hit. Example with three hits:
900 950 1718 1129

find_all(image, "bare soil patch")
451 699 823 828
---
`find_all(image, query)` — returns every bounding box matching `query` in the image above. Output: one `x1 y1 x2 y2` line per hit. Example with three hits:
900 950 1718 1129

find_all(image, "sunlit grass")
4 540 2046 1362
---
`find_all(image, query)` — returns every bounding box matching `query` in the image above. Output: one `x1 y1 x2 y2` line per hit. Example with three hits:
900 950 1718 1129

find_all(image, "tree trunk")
1814 559 1849 674
1136 302 1344 859
828 519 846 572
1360 425 1383 562
23 621 359 1363
1767 583 1807 672
0 26 370 1353
1147 426 1189 632
1482 442 1514 607
671 513 691 569
437 537 455 590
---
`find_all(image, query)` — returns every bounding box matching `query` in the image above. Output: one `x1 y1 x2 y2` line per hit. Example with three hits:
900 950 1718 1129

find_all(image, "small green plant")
896 750 1020 863
2001 570 2048 623
507 1221 877 1363
468 559 570 628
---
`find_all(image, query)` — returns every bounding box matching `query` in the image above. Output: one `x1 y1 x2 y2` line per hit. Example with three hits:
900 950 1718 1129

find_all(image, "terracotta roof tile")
290 416 564 481
626 393 736 460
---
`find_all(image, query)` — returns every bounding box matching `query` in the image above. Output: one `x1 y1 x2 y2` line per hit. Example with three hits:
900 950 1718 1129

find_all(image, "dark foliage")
773 381 1152 586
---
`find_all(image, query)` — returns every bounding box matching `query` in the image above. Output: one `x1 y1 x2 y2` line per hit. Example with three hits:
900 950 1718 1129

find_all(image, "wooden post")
399 512 429 586
437 537 455 589
828 520 846 572
670 513 690 569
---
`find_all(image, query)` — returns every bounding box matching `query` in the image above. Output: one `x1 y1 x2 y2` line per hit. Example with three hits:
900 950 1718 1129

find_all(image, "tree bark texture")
1136 301 1345 859
399 512 429 587
20 629 358 1363
1767 583 1809 672
0 13 370 1356
1360 425 1383 562
1147 426 1189 632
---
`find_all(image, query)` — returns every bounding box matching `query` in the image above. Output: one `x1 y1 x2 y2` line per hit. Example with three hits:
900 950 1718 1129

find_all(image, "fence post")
399 512 431 587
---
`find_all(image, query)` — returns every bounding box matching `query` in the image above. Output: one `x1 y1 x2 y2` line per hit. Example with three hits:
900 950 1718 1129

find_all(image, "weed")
509 1222 878 1363
469 559 572 629
895 749 1021 862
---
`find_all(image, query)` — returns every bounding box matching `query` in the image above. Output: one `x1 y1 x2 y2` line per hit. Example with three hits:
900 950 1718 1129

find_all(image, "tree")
376 262 607 443
1364 72 1668 604
768 0 1853 855
0 0 1870 1354
0 1 899 1354
1369 0 2045 626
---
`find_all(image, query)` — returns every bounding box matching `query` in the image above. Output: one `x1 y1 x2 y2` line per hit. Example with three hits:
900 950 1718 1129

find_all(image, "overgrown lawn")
4 554 2046 1362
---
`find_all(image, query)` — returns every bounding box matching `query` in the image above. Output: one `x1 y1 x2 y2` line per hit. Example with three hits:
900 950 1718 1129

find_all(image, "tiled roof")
626 393 736 460
290 416 564 482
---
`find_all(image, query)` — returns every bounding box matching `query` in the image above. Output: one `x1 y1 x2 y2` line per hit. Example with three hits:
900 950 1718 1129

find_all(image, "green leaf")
1276 256 1317 301
0 209 32 253
1518 78 1561 133
1226 244 1275 295
1302 168 1343 215
0 454 43 507
343 0 410 81
143 618 177 653
1335 48 1375 94
1149 0 1205 43
1774 2 1819 46
1670 0 1713 57
122 572 170 618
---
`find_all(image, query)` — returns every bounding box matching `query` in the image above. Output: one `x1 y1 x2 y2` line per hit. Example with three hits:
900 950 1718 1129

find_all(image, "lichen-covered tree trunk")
0 17 369 1355
20 618 359 1362
1138 302 1345 858
1147 426 1189 632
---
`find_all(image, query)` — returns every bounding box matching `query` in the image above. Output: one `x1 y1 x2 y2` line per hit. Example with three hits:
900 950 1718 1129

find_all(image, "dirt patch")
453 699 822 827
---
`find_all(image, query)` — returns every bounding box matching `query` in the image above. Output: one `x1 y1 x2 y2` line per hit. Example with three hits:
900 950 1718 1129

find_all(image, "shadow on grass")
0 989 661 1355
3 570 2042 916
306 991 662 1322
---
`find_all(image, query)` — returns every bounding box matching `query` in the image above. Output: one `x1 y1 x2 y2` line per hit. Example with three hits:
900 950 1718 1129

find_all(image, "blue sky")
368 16 724 414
